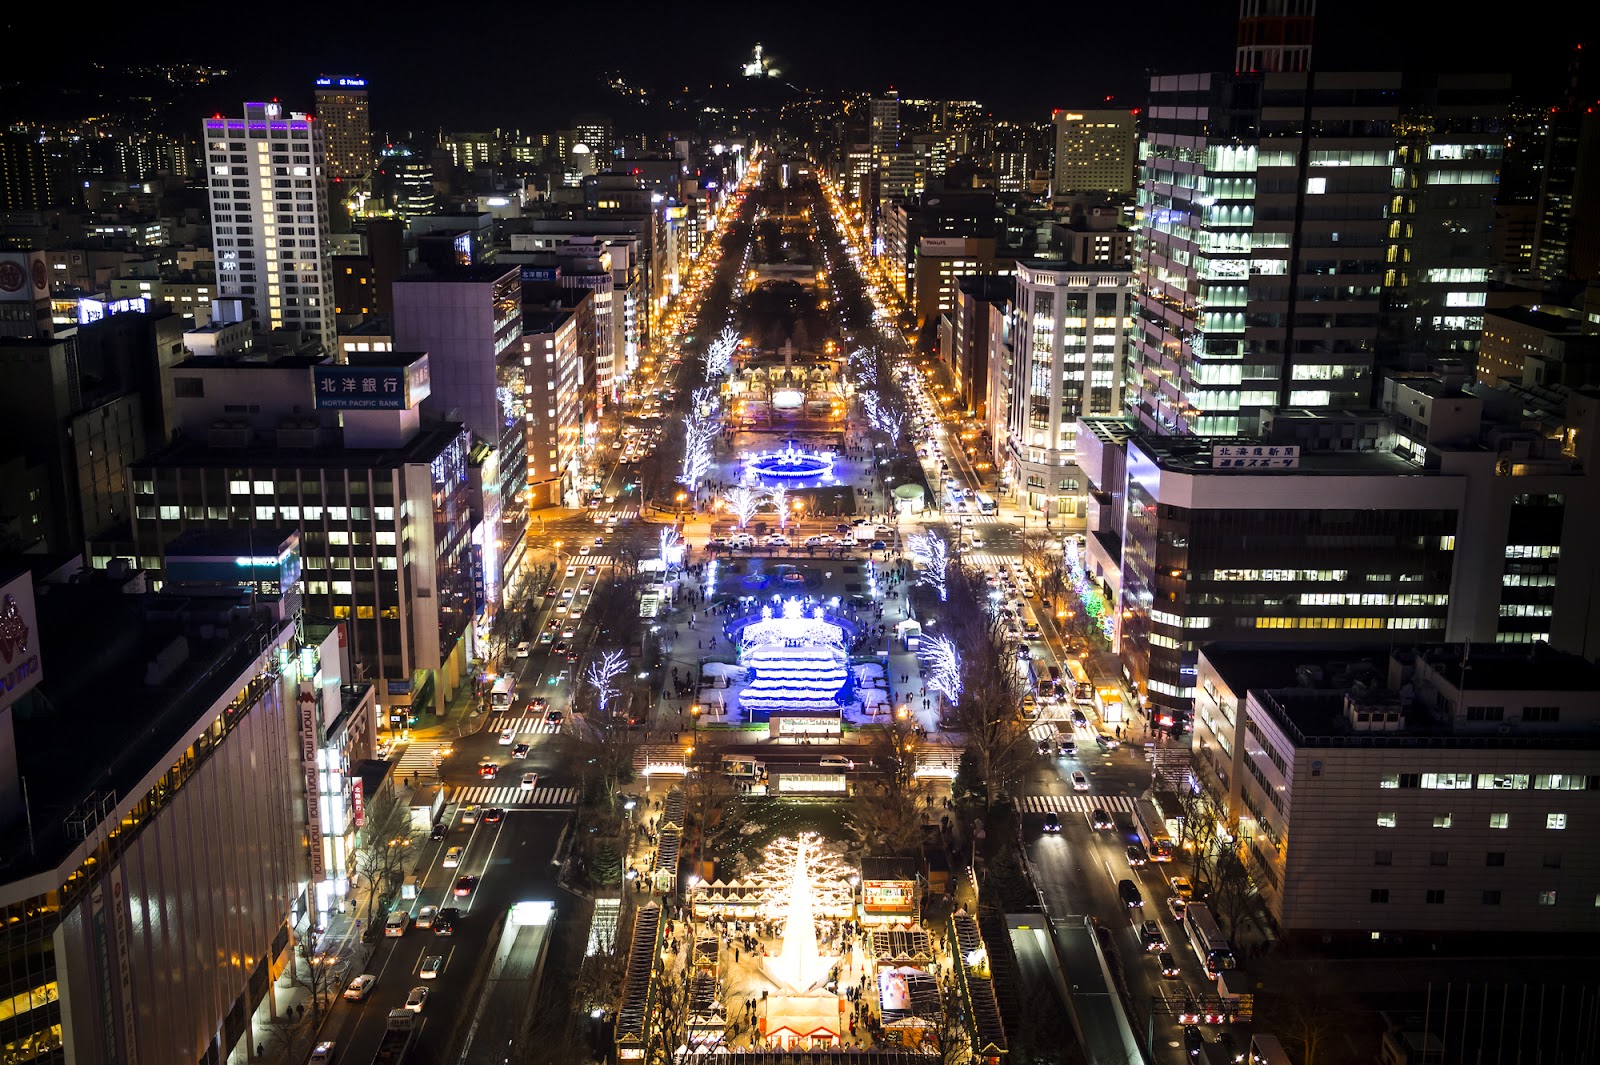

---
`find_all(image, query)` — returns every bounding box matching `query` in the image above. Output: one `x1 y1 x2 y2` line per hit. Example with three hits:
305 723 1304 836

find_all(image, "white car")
763 534 791 547
819 755 855 769
1071 771 1090 791
420 955 443 980
515 641 531 658
521 772 539 790
342 974 376 1001
498 728 515 745
404 986 429 1013
565 565 577 577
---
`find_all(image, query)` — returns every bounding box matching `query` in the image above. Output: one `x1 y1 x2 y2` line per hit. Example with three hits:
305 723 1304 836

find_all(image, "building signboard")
0 577 44 713
862 880 915 915
1211 444 1300 470
918 237 971 255
352 777 365 828
299 683 325 879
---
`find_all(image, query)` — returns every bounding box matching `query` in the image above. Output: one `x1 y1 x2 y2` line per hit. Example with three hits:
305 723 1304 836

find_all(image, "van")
384 910 409 937
460 805 479 825
442 846 465 868
728 533 755 549
819 755 855 769
1118 879 1144 908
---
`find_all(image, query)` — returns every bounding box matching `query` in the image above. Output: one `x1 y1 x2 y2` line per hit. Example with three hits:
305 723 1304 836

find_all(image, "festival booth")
894 618 922 650
877 967 943 1048
859 858 920 926
761 1000 845 1051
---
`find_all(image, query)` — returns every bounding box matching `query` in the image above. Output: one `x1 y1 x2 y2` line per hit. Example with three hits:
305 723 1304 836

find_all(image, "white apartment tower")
203 101 336 352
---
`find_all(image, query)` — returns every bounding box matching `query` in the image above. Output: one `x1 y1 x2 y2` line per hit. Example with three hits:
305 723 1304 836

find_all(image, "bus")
1133 798 1175 862
974 492 997 515
489 676 516 713
1183 902 1238 978
1065 659 1095 704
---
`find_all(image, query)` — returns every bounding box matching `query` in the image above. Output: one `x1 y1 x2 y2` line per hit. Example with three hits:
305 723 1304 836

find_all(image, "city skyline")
5 1 1588 131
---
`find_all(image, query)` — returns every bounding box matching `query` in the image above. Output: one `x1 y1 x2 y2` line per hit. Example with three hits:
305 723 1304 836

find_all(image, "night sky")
5 1 1588 132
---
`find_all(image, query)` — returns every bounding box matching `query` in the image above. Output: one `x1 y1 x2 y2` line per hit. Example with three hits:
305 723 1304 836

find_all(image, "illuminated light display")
738 599 849 713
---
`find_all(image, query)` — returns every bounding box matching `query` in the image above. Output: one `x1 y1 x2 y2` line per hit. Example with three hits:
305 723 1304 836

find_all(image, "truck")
372 1009 418 1064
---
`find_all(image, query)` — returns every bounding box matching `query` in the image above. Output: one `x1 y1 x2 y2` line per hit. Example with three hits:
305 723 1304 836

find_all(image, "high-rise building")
0 132 61 210
1133 71 1506 437
0 559 348 1065
991 262 1134 524
1051 109 1137 195
393 266 528 590
203 102 337 352
314 75 372 183
1194 640 1600 942
869 93 901 157
1234 0 1315 74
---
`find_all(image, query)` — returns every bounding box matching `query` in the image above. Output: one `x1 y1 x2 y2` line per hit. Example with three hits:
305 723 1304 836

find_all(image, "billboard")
0 574 44 713
0 252 48 303
1210 444 1300 470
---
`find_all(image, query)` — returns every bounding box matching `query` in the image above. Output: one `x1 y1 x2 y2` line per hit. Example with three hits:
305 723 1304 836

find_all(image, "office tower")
0 132 62 209
869 92 901 156
393 267 527 591
992 262 1133 523
520 307 583 506
571 113 614 163
1195 641 1600 940
124 351 480 720
314 75 372 183
1234 0 1315 74
1134 71 1506 436
1076 378 1600 719
203 102 337 352
1051 109 1137 195
387 144 436 219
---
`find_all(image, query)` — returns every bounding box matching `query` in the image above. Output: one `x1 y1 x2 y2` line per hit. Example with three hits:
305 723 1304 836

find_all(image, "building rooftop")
135 419 465 472
394 263 517 285
1488 305 1587 335
1 572 292 885
175 352 326 370
1130 430 1423 475
1201 641 1600 750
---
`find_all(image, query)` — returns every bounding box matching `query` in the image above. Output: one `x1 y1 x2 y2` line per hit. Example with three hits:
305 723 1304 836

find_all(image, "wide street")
345 152 1217 1065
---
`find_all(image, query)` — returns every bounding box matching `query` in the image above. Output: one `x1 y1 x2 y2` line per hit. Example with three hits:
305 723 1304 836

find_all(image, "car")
594 536 604 547
553 641 570 656
482 807 504 824
415 905 438 930
587 564 598 575
543 586 556 597
430 821 447 841
1127 842 1149 867
1118 879 1144 908
1071 771 1089 791
498 728 514 745
1042 811 1062 833
578 544 591 554
1168 875 1195 899
454 875 478 897
1036 739 1053 756
405 986 429 1013
1058 738 1077 757
763 534 791 547
515 641 531 658
818 755 854 769
579 584 593 597
1071 708 1089 728
434 907 460 935
512 742 530 759
539 631 555 644
869 540 887 550
565 565 576 577
1157 951 1182 978
1216 1032 1245 1064
546 709 564 726
343 974 377 1001
478 763 498 779
420 955 443 980
522 772 538 790
555 603 568 614
1091 808 1113 830
1167 896 1189 921
1184 1025 1205 1059
804 534 834 546
1139 920 1166 951
442 846 464 868
310 1041 337 1064
560 588 574 600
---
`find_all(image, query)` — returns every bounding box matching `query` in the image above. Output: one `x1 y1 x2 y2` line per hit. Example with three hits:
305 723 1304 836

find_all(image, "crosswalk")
964 551 1026 571
451 784 580 808
563 554 616 570
1018 793 1138 815
396 742 446 773
494 716 563 737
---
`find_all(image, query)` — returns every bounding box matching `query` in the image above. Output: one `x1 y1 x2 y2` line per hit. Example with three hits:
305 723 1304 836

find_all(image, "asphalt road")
319 809 569 1064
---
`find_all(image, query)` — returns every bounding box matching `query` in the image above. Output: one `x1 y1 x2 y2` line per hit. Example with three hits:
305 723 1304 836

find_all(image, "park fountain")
743 439 835 483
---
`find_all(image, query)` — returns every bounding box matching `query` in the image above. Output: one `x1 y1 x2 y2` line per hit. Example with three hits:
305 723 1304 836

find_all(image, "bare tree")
942 563 1034 811
349 788 422 930
920 982 973 1065
1207 838 1258 942
285 908 346 1032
